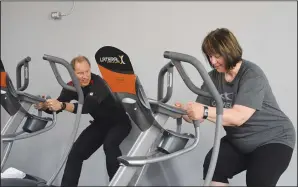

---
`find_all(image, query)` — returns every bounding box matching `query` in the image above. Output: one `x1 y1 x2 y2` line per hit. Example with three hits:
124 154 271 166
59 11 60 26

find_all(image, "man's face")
74 60 91 87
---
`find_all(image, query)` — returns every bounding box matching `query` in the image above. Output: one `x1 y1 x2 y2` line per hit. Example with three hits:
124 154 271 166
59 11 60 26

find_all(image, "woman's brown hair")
202 28 242 71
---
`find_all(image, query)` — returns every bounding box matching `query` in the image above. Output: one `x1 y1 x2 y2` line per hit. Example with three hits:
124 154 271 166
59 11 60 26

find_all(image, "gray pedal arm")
118 121 200 166
148 98 187 118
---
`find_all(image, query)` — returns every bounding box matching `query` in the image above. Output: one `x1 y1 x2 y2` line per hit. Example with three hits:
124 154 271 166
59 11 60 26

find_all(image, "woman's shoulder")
240 59 266 80
208 69 222 80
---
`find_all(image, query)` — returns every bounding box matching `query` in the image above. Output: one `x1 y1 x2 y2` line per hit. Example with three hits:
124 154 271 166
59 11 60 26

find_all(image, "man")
36 55 132 186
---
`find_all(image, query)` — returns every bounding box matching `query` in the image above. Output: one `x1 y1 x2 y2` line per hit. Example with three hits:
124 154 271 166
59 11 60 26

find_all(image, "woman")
175 28 296 186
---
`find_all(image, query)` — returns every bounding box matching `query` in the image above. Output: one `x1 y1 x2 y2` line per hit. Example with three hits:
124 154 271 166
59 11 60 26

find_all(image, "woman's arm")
186 76 266 126
204 104 256 126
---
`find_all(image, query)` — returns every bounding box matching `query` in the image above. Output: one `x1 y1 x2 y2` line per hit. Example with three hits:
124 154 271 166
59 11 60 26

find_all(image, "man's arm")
63 102 75 112
39 87 76 114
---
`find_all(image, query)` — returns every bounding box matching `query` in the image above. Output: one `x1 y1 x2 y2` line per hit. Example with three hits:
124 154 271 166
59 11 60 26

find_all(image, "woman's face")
209 54 226 73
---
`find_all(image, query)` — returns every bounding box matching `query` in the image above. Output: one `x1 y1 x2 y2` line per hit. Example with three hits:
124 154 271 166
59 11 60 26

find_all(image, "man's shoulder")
67 80 74 86
91 73 105 81
90 73 111 92
91 72 100 77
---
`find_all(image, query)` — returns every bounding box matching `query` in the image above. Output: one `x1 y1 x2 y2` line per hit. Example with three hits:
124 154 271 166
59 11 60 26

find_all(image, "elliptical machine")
1 57 54 175
1 55 84 186
95 46 223 186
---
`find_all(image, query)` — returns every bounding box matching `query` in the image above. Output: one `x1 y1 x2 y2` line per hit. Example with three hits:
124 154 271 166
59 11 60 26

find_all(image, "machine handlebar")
16 56 31 91
42 54 84 104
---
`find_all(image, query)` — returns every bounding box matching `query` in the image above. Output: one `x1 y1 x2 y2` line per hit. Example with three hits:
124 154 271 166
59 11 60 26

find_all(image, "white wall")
1 1 297 186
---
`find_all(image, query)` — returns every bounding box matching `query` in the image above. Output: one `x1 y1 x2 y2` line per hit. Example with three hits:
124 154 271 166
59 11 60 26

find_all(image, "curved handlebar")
16 56 31 91
16 92 46 103
118 120 200 166
172 61 212 98
163 51 223 114
42 54 84 185
42 54 84 104
6 73 46 104
164 51 223 186
157 61 174 103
